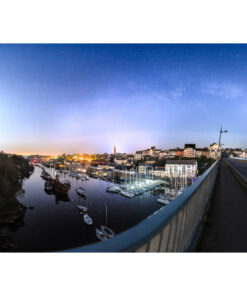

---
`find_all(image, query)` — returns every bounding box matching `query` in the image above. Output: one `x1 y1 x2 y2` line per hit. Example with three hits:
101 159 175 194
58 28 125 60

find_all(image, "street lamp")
218 125 228 153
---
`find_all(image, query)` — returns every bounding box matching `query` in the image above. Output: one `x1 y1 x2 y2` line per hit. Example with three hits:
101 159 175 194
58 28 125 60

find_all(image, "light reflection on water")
5 167 163 251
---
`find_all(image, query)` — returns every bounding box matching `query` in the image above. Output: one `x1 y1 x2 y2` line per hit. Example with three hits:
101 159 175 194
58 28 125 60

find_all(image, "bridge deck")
197 158 247 252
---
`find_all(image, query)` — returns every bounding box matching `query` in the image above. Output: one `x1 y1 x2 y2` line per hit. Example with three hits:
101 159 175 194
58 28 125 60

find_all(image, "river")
3 166 163 251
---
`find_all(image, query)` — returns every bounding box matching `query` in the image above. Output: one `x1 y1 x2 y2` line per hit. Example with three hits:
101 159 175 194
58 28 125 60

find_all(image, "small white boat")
120 185 127 189
120 191 135 198
76 187 87 196
83 214 93 225
69 171 77 177
157 198 170 205
96 228 108 241
77 205 88 213
101 226 115 238
81 175 89 181
106 186 121 193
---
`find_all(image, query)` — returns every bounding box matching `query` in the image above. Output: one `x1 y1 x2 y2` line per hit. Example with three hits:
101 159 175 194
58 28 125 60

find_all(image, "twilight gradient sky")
0 44 246 155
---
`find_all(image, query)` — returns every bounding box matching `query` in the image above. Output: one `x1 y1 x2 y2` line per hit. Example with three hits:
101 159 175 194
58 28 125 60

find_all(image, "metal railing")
66 159 220 252
231 157 247 160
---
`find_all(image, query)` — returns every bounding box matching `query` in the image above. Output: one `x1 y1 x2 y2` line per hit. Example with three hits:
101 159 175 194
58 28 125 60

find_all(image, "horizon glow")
0 44 247 155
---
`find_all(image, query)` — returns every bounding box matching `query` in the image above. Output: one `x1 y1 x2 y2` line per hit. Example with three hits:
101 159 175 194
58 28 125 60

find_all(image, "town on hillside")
26 143 247 181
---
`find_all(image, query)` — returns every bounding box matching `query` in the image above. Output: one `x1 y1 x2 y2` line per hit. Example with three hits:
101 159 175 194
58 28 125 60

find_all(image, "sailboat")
76 187 88 214
101 204 115 238
77 205 88 213
96 204 115 241
76 186 87 197
101 225 115 238
120 191 135 198
106 185 121 193
83 213 93 225
96 228 108 241
157 197 170 205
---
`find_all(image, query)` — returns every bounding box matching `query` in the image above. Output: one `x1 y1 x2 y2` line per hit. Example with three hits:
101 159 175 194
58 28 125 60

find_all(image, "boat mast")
106 204 107 226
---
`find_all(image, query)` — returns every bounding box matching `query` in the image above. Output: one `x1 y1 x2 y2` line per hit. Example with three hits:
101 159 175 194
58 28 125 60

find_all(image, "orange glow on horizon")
6 151 59 157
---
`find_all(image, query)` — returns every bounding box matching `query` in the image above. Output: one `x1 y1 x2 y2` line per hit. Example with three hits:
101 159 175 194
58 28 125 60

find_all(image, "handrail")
65 159 220 252
231 157 247 160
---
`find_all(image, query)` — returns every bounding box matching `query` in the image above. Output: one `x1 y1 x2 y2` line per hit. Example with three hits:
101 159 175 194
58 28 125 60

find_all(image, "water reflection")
54 193 70 204
3 166 163 252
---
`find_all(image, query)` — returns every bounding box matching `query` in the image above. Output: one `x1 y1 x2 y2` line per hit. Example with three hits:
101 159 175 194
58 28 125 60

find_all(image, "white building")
114 158 128 165
210 150 220 159
150 167 166 178
165 160 198 178
134 151 143 161
210 143 219 151
142 149 154 157
184 144 196 158
159 151 169 159
239 151 247 158
138 165 147 174
233 149 243 157
168 150 177 157
153 149 162 158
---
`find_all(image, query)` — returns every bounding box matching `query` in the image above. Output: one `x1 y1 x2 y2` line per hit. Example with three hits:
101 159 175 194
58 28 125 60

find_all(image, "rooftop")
184 144 196 149
166 159 197 165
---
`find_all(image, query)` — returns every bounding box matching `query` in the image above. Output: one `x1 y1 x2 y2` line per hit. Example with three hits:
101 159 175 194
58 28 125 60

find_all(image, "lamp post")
218 125 228 153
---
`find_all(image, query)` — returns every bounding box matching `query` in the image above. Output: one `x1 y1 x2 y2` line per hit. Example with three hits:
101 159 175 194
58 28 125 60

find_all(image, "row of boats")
76 205 115 241
42 168 90 196
41 170 70 195
68 171 89 181
106 184 175 205
106 185 135 198
41 167 115 242
106 179 167 198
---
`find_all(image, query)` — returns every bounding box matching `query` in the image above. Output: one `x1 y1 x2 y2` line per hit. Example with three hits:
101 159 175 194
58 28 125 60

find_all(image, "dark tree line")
0 152 34 200
0 152 34 250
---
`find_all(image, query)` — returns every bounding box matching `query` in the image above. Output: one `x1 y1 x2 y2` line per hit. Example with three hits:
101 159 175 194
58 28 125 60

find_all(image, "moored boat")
157 197 170 205
77 205 88 213
76 187 87 197
96 228 108 241
81 175 89 181
53 175 69 195
41 171 51 180
69 171 77 177
101 226 115 238
120 191 135 198
106 185 121 193
83 214 93 225
45 181 53 191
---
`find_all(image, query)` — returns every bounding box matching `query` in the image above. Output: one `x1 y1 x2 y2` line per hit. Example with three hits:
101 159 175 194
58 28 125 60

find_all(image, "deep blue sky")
0 44 246 154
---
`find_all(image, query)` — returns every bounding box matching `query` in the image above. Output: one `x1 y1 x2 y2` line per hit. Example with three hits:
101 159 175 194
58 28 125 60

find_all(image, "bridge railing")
66 159 220 252
231 157 247 160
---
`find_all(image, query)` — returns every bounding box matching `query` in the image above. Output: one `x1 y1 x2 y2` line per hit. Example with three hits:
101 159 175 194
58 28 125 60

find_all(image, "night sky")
0 44 246 155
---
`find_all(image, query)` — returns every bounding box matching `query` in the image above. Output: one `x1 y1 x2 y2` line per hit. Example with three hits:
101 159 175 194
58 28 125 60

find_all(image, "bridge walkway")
197 158 247 252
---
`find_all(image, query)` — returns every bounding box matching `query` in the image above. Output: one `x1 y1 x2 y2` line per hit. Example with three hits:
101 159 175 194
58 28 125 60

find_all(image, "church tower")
114 145 116 155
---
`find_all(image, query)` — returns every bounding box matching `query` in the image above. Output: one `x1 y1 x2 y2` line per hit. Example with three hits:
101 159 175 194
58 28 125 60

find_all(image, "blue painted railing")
65 159 220 252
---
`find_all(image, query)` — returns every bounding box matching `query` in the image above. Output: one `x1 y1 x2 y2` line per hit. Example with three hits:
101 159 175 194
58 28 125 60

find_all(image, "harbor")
1 166 169 251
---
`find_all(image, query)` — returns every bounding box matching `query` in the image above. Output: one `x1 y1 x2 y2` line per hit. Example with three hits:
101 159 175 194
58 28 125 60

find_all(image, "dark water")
4 167 163 251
